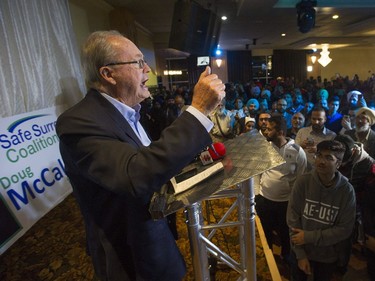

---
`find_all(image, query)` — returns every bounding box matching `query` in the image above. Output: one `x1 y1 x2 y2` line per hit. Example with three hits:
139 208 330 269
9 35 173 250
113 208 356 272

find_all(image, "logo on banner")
1 113 67 210
0 107 71 251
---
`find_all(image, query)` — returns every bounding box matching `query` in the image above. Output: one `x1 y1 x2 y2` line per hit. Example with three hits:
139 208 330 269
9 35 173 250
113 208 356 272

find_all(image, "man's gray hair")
81 30 124 88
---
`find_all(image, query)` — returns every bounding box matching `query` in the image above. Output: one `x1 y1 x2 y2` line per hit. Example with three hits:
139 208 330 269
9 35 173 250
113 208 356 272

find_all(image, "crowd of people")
142 74 375 141
59 29 375 281
139 74 375 281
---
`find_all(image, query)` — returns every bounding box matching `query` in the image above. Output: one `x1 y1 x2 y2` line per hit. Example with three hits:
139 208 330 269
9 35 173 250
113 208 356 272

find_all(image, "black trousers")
290 250 336 281
366 248 375 281
255 195 290 258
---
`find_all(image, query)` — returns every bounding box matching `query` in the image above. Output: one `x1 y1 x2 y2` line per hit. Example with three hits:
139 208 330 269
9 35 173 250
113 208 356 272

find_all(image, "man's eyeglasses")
314 153 339 162
104 59 147 69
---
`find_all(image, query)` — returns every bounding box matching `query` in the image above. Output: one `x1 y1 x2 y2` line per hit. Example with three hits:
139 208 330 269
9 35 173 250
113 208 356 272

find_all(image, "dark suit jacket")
56 89 212 281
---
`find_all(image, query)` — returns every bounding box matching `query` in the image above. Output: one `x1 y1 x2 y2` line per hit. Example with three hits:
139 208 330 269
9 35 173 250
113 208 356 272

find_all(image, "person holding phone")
295 107 336 170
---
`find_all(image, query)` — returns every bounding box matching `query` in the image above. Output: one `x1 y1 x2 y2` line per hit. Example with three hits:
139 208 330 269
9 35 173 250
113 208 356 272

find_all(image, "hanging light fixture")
311 55 317 64
318 44 332 67
215 59 222 68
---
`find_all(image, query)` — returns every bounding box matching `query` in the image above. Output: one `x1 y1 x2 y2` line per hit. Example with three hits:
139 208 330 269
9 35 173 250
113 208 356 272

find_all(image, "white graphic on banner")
0 106 72 254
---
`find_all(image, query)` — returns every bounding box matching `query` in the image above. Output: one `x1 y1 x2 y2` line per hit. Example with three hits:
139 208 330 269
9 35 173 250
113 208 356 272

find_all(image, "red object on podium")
208 142 226 160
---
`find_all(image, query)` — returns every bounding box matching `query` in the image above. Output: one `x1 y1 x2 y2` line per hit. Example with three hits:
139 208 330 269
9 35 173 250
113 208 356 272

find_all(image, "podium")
150 130 285 280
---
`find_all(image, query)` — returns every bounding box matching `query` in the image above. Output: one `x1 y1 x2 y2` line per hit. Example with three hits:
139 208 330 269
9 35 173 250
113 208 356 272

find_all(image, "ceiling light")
215 59 222 68
296 0 317 33
221 16 227 21
332 15 339 19
318 44 332 67
163 70 182 75
281 33 286 37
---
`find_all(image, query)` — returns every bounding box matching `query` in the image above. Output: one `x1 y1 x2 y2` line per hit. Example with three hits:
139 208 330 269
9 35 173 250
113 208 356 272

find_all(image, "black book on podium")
149 130 285 219
149 160 224 219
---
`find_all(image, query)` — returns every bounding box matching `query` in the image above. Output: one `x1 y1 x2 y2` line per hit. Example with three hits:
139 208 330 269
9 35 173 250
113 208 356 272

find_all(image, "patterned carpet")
0 194 276 281
0 194 369 281
0 195 95 281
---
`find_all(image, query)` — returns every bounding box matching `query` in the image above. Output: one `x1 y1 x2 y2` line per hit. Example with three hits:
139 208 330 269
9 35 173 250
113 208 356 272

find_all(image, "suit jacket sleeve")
56 91 212 199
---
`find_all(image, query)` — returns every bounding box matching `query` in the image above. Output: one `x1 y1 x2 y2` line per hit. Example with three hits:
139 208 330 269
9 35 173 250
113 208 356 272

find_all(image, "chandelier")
318 44 332 67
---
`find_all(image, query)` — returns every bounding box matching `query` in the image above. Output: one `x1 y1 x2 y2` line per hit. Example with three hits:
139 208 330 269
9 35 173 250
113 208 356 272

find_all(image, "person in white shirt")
295 106 336 170
256 116 307 263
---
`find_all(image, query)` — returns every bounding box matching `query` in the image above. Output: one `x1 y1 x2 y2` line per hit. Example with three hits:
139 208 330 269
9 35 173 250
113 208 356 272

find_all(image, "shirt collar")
100 93 141 123
310 126 328 135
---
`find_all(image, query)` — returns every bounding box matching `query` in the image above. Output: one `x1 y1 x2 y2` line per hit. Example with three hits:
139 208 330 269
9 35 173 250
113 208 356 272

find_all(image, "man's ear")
99 66 116 85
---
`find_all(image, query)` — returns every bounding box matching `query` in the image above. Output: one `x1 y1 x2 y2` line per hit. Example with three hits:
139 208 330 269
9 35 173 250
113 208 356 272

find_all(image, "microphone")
199 142 226 165
208 142 226 160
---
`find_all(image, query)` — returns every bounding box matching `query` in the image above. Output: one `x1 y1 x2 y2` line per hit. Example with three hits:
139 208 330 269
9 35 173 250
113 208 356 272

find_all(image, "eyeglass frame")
258 117 270 121
103 59 147 69
314 152 341 162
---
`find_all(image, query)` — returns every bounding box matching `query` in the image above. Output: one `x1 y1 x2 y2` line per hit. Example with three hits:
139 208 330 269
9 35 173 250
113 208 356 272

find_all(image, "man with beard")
252 111 272 196
257 112 271 136
209 98 235 142
287 92 305 115
295 107 336 170
256 116 307 266
345 107 375 159
287 140 356 281
246 98 259 118
276 98 293 129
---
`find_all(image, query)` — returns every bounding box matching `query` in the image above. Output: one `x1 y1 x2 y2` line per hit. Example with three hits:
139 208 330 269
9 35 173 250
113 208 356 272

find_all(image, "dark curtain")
227 50 252 83
272 50 307 83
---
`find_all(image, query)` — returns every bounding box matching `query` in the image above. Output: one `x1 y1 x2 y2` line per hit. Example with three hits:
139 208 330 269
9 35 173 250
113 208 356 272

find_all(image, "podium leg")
185 202 210 281
239 177 257 281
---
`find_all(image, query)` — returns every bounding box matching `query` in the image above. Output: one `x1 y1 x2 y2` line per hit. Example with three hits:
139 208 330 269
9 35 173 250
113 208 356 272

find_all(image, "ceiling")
104 0 375 57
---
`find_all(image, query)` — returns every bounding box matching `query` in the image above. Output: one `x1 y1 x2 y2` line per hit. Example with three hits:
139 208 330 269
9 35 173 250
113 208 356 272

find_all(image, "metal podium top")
157 130 285 216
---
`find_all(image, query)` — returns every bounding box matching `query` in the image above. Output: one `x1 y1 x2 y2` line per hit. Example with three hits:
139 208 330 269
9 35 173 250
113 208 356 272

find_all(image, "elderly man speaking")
56 30 225 281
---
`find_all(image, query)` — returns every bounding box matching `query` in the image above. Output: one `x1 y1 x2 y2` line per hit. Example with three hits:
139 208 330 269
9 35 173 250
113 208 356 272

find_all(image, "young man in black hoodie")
287 140 356 281
335 134 375 276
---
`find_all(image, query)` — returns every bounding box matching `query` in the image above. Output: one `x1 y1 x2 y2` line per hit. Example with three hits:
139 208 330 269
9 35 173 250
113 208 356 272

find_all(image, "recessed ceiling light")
221 16 227 21
332 15 339 19
281 33 286 37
